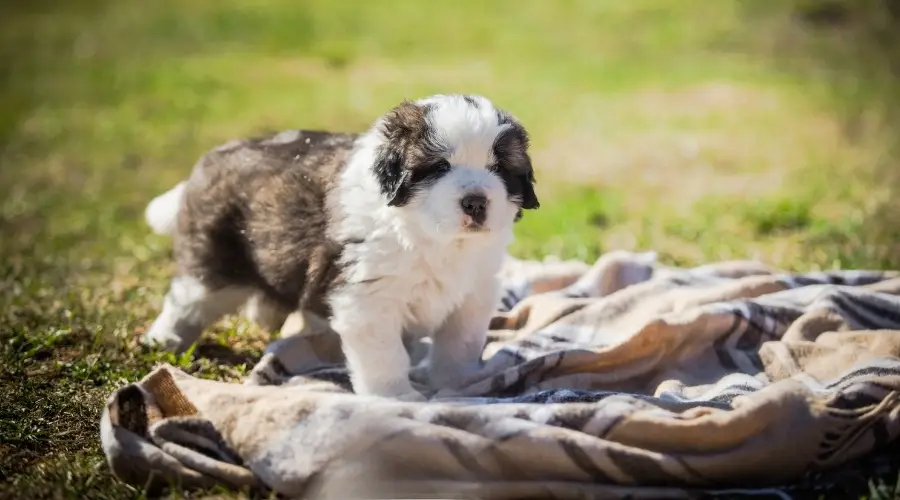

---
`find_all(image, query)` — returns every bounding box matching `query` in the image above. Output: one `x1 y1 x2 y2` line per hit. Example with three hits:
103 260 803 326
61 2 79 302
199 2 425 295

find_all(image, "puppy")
143 94 539 399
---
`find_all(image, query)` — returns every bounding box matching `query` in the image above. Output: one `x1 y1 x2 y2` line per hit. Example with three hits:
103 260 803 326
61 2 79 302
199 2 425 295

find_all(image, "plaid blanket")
101 251 900 498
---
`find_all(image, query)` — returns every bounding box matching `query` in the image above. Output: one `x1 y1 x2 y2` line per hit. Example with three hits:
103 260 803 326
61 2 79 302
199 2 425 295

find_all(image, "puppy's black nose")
460 194 488 223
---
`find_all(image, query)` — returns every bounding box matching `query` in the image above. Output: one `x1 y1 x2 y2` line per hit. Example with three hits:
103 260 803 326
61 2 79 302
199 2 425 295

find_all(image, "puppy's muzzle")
460 193 488 227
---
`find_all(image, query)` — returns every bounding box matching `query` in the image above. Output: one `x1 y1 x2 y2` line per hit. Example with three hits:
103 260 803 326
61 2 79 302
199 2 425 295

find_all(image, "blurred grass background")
2 0 900 498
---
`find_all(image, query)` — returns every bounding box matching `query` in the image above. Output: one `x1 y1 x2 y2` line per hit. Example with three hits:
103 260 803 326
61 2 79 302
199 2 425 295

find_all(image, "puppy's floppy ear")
374 100 429 207
520 165 540 210
493 121 539 211
374 147 412 207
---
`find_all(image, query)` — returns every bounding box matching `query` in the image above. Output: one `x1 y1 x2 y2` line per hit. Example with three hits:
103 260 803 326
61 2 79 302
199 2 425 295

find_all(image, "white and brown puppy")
143 94 539 399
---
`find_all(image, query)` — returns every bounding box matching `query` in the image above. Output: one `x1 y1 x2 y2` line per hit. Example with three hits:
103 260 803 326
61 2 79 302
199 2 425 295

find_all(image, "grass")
2 0 900 498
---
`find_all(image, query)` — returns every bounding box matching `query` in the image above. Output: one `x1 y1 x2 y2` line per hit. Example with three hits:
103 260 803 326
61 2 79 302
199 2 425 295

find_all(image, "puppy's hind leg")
143 275 251 353
243 292 290 332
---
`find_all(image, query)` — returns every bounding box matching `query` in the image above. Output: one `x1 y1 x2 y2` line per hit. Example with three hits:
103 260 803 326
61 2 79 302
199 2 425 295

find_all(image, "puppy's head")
371 94 539 239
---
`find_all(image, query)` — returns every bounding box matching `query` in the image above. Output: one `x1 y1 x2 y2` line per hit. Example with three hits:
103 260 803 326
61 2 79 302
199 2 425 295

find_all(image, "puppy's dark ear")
521 167 540 210
375 100 428 207
493 122 539 211
374 148 412 207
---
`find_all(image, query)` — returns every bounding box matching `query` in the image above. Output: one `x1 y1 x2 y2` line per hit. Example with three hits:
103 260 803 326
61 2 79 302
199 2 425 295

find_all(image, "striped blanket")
101 251 900 498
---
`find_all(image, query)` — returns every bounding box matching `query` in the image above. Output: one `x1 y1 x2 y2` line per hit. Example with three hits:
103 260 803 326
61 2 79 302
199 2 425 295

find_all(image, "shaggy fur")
143 94 539 399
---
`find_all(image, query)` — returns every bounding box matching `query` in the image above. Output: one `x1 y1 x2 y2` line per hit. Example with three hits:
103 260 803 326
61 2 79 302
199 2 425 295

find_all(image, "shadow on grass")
193 341 263 368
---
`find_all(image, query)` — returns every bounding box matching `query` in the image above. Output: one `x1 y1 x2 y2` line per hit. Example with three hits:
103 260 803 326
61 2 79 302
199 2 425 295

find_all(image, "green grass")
2 0 900 498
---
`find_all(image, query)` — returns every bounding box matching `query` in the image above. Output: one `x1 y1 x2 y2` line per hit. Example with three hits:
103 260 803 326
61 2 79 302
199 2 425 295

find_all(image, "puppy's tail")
145 181 186 236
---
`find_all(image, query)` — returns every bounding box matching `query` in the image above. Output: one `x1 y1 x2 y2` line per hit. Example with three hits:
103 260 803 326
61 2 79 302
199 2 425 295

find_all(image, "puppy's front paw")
428 361 482 391
395 390 427 403
354 376 424 401
408 363 431 385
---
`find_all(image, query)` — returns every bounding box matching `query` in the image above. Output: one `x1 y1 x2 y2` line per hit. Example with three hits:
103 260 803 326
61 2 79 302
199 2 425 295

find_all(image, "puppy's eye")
488 163 509 178
488 162 507 174
410 159 451 184
432 159 451 173
489 163 519 188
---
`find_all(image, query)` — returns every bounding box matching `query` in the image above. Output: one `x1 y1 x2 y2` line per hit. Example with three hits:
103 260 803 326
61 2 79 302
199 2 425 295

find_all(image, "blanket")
100 251 900 499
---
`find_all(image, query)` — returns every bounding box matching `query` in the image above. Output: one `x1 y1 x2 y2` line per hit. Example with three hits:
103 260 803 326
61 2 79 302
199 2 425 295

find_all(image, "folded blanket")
101 251 900 499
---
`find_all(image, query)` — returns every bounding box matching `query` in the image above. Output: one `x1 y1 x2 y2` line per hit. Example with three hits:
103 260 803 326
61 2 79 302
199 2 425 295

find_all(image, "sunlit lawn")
2 0 898 497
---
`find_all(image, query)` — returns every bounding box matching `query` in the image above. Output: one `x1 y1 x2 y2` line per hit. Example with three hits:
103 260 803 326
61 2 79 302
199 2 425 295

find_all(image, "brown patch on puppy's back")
174 130 357 317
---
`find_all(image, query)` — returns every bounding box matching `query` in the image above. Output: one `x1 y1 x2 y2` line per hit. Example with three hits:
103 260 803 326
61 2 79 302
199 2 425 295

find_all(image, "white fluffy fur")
327 95 518 399
144 95 520 401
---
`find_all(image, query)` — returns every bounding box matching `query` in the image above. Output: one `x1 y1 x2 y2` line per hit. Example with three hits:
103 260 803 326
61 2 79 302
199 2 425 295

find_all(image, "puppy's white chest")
400 248 478 331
